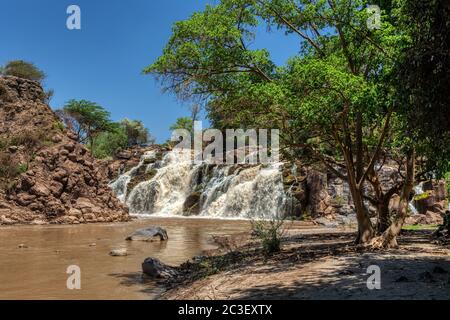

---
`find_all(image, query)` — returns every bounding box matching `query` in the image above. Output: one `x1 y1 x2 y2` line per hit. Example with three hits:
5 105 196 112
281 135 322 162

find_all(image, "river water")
0 217 253 300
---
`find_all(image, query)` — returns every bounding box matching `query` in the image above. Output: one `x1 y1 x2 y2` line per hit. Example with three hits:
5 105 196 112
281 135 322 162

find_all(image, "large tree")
146 0 431 247
396 0 450 178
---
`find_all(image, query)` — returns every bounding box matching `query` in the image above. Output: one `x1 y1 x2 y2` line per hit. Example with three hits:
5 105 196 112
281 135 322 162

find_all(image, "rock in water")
142 257 177 278
126 226 168 242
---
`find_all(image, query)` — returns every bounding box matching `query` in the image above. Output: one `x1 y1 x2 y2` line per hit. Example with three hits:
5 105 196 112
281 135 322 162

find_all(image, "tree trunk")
371 149 415 249
377 201 390 233
346 161 374 244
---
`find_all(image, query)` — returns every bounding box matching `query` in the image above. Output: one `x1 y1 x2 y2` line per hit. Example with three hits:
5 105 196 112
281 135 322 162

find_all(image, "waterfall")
109 151 158 203
408 182 425 215
111 150 288 219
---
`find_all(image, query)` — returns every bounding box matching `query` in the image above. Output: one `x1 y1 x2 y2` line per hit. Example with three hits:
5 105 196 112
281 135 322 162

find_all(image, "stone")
8 146 18 153
0 215 14 225
183 192 201 216
109 248 128 257
30 183 50 197
51 135 63 143
68 154 78 162
315 217 339 228
126 226 168 242
142 257 178 278
64 143 76 152
50 181 64 196
16 193 36 206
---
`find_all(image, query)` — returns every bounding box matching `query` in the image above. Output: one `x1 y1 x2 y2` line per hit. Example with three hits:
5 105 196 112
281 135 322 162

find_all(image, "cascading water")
110 150 289 219
109 151 158 203
408 182 425 215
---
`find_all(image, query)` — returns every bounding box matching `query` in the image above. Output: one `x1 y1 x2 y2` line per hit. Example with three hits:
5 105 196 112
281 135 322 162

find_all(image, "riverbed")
0 217 255 300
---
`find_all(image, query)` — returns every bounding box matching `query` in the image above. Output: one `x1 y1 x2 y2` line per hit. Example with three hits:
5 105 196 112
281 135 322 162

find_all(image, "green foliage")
1 60 46 82
62 99 113 149
91 123 128 159
169 117 194 133
120 118 152 146
52 121 65 133
58 101 153 158
17 163 28 174
394 0 450 177
402 224 438 231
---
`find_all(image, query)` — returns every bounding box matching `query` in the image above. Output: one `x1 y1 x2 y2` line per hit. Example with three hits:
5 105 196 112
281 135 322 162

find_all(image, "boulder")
315 217 339 228
126 226 168 242
142 257 177 278
183 192 201 216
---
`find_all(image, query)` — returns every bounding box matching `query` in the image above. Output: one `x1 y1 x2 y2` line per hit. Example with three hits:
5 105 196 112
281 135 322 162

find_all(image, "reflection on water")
0 218 251 300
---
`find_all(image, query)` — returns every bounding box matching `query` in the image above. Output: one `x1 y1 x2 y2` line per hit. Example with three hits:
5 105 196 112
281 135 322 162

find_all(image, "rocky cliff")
0 76 129 225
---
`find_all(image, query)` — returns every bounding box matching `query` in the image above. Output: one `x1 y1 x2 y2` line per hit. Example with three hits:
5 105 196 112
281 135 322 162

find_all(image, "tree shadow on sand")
227 231 450 300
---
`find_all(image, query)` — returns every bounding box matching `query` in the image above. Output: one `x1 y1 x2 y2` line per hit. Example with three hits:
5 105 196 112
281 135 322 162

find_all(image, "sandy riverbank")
162 228 450 300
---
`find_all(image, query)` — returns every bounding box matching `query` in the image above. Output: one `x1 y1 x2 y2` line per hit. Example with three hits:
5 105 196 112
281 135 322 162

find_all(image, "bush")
91 126 128 159
0 152 20 179
2 60 45 82
52 121 65 132
251 217 285 254
9 130 49 149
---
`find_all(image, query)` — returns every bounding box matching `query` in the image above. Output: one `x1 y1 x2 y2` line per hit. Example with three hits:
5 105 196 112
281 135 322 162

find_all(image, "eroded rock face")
281 160 447 224
0 76 129 225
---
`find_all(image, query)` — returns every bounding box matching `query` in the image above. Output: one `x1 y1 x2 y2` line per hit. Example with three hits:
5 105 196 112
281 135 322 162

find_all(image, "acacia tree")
62 99 113 151
146 0 418 247
120 119 151 146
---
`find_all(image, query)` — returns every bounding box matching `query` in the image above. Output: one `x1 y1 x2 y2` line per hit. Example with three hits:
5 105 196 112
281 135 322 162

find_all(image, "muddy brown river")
0 217 253 300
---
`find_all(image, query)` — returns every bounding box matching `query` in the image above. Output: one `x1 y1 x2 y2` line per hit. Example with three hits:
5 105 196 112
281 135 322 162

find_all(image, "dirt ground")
162 229 450 300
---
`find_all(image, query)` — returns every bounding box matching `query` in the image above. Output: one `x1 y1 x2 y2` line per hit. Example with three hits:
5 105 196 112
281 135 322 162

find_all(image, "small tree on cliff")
1 60 54 103
62 99 114 151
146 0 416 246
2 60 46 82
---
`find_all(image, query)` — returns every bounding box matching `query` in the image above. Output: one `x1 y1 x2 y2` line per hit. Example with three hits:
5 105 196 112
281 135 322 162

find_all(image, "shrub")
250 217 285 254
18 163 28 173
2 60 45 82
52 121 65 132
9 130 49 149
0 152 20 179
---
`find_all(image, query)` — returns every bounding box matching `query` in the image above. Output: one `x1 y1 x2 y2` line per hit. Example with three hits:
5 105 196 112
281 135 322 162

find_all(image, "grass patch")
402 224 438 231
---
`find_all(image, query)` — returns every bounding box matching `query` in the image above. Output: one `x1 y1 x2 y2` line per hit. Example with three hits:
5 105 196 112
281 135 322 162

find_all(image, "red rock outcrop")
0 76 129 225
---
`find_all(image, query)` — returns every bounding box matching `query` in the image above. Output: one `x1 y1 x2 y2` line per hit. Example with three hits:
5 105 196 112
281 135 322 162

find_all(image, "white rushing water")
408 182 425 215
110 150 288 219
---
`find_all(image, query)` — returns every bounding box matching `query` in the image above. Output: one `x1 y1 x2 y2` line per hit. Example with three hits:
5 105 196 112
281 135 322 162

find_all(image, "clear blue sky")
0 0 299 142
